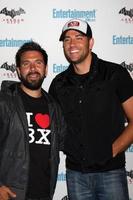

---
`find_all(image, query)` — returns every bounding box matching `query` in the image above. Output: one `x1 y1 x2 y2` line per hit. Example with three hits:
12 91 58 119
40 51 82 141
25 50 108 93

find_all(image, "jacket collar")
1 80 53 103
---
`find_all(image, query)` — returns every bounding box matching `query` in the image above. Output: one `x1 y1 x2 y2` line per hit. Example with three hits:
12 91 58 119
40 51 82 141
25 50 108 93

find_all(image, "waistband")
25 197 51 200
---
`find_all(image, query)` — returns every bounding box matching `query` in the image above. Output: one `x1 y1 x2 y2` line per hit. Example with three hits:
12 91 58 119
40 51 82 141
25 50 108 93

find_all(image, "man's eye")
64 38 70 42
77 36 83 40
36 61 43 65
22 62 30 67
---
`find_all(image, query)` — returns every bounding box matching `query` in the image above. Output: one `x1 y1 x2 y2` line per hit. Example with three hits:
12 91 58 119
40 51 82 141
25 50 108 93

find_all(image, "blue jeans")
66 168 129 200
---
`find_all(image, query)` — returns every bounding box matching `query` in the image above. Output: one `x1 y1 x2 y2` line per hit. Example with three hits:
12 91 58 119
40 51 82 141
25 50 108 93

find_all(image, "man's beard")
64 52 89 65
20 72 45 90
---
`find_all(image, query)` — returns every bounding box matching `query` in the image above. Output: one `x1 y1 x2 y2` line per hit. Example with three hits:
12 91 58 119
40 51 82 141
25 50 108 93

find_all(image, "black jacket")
49 53 133 172
0 81 66 200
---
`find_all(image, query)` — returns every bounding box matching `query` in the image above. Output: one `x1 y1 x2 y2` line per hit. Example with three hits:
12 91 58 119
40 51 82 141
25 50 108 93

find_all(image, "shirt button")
79 85 83 89
79 100 82 104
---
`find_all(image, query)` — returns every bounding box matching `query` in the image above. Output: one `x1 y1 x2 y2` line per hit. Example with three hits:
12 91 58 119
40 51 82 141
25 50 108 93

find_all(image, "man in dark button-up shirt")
49 18 133 200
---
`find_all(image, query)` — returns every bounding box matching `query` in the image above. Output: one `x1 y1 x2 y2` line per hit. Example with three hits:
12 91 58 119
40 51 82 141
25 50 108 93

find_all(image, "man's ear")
16 67 21 79
89 37 94 50
45 65 48 77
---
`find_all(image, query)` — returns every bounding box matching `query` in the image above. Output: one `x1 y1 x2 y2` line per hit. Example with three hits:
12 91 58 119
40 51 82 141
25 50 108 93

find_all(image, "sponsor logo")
57 172 66 181
53 63 68 73
119 7 133 18
0 7 26 24
0 62 17 79
0 7 25 18
0 38 32 47
0 62 16 73
52 8 96 22
121 61 133 73
61 196 69 200
127 170 133 179
68 21 80 27
127 169 133 185
112 35 133 45
119 7 133 23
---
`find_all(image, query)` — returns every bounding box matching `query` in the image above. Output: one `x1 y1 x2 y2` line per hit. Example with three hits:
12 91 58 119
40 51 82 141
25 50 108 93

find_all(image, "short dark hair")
15 41 48 67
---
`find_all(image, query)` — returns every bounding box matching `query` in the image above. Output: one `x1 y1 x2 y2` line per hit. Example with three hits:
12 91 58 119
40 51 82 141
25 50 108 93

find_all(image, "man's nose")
29 62 36 70
70 38 76 46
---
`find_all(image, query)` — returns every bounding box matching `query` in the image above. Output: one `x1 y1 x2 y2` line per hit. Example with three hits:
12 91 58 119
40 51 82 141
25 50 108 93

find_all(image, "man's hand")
0 186 16 200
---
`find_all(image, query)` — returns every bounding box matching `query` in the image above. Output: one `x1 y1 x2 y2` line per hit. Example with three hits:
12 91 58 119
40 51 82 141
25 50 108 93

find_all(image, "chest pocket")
83 81 117 116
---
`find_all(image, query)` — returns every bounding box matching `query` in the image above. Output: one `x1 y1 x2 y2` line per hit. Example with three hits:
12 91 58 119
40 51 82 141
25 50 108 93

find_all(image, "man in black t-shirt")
0 41 66 200
49 18 133 200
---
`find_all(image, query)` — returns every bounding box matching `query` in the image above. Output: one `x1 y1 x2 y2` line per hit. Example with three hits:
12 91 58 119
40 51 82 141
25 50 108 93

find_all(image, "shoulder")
98 58 131 79
51 67 70 83
49 67 71 94
0 91 13 117
99 58 122 71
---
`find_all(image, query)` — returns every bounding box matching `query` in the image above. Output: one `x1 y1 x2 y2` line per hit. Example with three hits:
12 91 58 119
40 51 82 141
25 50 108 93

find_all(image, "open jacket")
0 81 66 200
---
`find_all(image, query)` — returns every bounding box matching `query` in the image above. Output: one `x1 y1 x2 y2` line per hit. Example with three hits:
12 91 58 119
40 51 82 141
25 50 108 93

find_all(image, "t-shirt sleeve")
116 67 133 103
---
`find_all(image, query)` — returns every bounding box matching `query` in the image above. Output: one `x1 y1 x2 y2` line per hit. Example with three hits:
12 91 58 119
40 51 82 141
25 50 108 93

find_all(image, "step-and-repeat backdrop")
0 0 133 199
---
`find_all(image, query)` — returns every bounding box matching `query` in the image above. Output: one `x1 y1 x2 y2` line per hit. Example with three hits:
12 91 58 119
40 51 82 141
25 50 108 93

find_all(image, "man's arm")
112 96 133 157
0 94 16 200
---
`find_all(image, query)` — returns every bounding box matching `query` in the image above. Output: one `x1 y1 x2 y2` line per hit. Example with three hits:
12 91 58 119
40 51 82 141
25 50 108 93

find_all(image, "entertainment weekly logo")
119 7 133 23
0 38 32 47
126 144 133 153
52 8 96 22
0 7 26 24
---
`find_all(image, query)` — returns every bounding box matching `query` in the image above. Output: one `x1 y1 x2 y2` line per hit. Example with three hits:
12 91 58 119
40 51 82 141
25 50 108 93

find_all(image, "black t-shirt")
19 88 51 198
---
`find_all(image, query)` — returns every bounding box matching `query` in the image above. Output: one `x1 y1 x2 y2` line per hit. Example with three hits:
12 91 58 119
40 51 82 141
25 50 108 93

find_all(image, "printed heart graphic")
35 113 50 128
